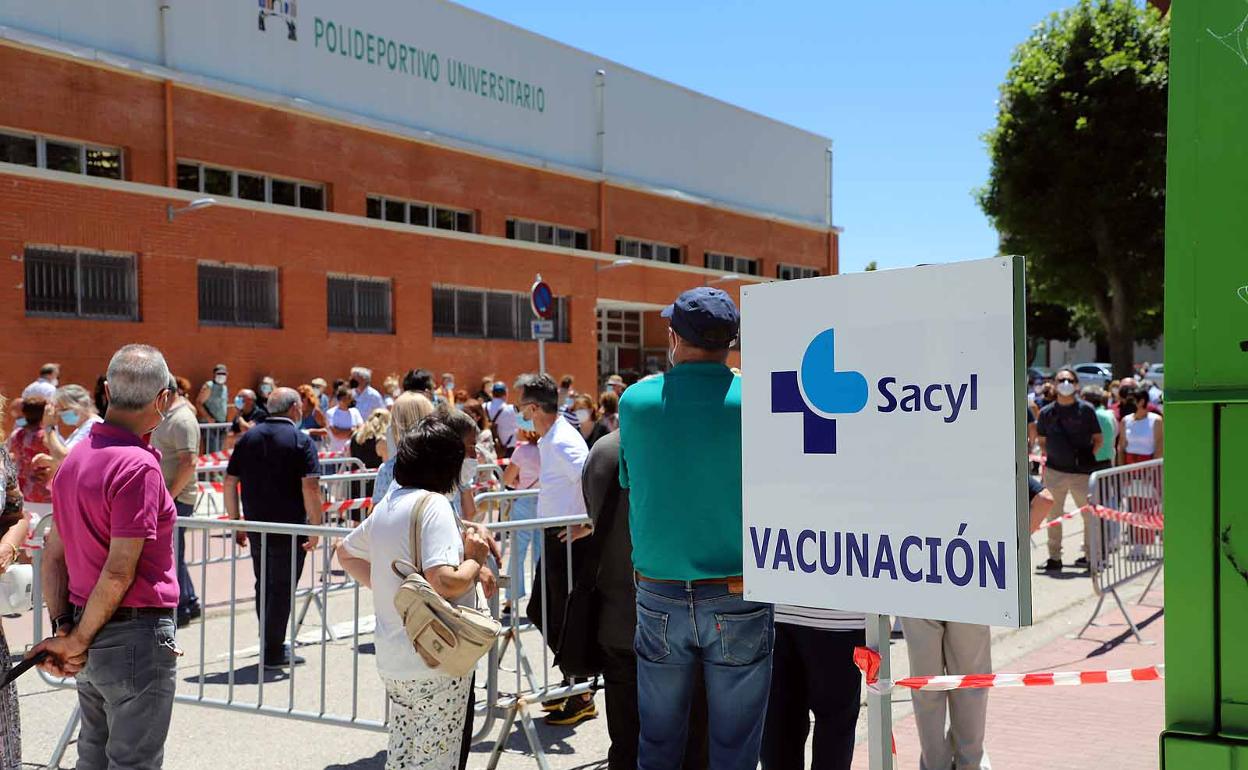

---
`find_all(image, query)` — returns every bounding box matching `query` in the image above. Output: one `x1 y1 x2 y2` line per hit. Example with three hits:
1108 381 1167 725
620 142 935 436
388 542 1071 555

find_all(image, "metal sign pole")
866 612 894 770
538 338 546 377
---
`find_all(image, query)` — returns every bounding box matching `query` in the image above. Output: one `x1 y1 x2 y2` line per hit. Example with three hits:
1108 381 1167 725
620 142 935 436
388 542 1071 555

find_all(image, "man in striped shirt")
761 607 866 770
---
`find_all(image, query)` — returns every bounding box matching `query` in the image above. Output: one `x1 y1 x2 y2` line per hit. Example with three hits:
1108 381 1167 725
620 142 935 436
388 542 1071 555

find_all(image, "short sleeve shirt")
51 422 178 608
1037 400 1101 473
225 418 319 523
354 386 385 420
536 417 588 519
150 401 201 504
619 362 743 581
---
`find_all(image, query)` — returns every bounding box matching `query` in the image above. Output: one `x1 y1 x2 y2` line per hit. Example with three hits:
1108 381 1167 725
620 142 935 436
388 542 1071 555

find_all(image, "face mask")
1056 381 1077 397
516 411 535 432
459 458 479 487
574 409 592 423
349 379 360 390
312 385 323 396
14 418 27 429
214 375 227 386
444 381 455 391
60 410 81 427
234 396 246 410
259 383 273 396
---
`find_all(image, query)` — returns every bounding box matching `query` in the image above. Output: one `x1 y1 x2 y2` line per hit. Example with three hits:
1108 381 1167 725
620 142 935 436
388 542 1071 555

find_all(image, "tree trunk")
1092 217 1136 378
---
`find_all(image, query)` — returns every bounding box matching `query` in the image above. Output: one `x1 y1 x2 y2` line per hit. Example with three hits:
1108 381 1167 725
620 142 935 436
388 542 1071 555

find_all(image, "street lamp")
167 197 217 222
596 258 636 272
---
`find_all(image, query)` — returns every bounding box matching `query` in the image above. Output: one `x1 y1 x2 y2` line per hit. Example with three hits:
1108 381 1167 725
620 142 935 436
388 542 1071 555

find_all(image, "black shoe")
1073 557 1089 568
263 648 306 669
1041 558 1063 572
544 697 597 726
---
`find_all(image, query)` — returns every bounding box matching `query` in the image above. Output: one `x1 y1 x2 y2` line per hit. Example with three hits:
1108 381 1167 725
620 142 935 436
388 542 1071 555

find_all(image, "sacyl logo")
771 328 980 455
258 0 297 42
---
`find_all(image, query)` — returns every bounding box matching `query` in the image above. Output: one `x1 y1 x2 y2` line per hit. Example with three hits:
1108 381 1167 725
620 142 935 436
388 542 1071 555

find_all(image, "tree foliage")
978 0 1168 376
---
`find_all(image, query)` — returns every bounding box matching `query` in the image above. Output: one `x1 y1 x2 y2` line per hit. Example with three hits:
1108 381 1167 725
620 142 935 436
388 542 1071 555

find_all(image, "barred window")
366 195 474 233
432 285 570 342
506 218 591 250
0 128 122 179
777 263 820 281
616 237 681 264
176 161 325 210
198 263 280 328
705 252 760 276
24 246 138 320
328 275 393 334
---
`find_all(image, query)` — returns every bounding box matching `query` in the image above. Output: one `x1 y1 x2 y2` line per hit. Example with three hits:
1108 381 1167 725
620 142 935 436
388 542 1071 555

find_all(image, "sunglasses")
1056 377 1077 383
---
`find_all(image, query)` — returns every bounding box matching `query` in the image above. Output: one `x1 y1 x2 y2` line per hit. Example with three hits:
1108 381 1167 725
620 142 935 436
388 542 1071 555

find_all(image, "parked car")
1072 362 1113 388
1145 363 1164 389
1027 366 1053 385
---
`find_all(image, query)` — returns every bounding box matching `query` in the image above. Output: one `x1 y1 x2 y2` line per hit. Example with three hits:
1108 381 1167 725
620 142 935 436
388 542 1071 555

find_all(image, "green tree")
978 0 1168 376
864 260 878 272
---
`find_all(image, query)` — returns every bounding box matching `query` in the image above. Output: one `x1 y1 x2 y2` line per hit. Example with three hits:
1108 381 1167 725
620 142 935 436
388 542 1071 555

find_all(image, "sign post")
739 257 1030 770
530 275 555 376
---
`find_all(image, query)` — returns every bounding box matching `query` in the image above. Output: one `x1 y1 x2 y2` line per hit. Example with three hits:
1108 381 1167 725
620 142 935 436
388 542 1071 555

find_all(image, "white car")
1072 362 1113 388
1145 363 1164 389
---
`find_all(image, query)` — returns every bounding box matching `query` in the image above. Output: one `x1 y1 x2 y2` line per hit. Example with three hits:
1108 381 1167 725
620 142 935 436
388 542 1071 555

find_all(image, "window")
432 285 570 342
176 161 326 210
615 237 681 264
198 263 280 328
506 218 591 250
777 263 820 281
705 252 760 276
366 195 474 233
24 246 138 320
0 128 123 179
327 275 393 334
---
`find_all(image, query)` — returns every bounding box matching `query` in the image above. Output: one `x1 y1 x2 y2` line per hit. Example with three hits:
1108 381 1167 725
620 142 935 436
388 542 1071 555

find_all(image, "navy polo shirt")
226 417 319 523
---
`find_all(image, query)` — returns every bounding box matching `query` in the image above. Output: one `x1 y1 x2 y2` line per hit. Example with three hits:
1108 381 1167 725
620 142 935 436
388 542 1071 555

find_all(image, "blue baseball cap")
661 287 740 350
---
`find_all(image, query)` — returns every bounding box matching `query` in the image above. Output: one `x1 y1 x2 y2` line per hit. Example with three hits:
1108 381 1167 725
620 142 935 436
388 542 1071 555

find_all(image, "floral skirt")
0 627 20 770
383 672 470 770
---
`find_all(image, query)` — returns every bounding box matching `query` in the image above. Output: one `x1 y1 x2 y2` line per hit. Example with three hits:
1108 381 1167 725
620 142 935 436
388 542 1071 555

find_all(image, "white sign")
739 257 1031 627
531 319 555 340
0 0 831 225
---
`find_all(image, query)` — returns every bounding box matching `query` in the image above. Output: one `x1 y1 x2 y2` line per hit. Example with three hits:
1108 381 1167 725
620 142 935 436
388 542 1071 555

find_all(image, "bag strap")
391 491 434 580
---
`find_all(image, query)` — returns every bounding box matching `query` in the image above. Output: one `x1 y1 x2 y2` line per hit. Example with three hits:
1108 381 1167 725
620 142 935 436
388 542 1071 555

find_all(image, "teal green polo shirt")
618 362 743 581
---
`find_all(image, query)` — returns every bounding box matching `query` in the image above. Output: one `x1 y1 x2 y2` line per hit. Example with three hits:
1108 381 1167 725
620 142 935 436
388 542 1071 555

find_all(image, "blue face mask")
515 411 535 432
234 396 246 410
14 418 27 429
60 410 81 427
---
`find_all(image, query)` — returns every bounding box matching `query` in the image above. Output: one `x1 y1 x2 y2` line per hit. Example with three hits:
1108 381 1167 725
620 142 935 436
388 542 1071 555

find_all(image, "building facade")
0 1 837 401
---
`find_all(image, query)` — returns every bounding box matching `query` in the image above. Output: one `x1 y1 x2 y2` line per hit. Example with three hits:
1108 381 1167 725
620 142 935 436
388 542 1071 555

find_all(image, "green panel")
1221 405 1248 736
1161 734 1236 770
1165 0 1248 391
1165 404 1218 732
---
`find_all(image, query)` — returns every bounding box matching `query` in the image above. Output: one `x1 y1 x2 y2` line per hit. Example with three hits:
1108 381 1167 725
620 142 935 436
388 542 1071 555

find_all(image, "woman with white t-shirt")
325 386 363 454
1118 385 1164 464
34 384 104 478
337 417 494 770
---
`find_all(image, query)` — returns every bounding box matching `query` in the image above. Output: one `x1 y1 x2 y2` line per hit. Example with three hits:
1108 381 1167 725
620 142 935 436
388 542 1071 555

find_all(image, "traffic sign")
530 278 554 320
531 319 555 340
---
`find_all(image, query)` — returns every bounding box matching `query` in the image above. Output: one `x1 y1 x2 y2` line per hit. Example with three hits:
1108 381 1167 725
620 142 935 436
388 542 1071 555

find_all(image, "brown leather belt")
635 572 745 594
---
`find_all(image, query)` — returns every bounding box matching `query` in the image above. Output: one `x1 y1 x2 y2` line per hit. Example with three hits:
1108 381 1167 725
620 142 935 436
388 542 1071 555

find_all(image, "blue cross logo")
771 328 869 454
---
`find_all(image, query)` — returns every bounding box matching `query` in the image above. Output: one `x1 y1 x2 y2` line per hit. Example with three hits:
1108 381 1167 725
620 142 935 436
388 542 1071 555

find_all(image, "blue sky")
457 0 1072 272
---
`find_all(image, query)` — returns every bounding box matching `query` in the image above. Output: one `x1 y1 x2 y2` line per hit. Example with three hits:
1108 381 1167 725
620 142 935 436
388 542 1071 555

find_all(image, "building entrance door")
597 308 643 384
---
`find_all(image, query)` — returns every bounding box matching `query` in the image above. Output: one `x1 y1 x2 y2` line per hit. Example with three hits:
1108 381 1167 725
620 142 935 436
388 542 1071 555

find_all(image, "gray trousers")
73 611 178 770
899 618 991 770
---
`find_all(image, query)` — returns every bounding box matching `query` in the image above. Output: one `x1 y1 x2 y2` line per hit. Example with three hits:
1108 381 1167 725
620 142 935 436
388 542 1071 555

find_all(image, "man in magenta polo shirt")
32 344 180 770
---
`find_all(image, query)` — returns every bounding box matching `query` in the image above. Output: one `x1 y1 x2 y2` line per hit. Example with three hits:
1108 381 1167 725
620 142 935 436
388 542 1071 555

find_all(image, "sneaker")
1073 557 1089 569
544 697 597 726
263 647 306 670
540 698 567 713
1041 558 1063 572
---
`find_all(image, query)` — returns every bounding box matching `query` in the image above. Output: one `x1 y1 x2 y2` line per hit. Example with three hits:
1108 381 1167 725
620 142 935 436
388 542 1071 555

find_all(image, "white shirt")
488 399 518 449
64 414 104 451
354 386 386 420
340 487 472 681
1123 412 1161 456
326 406 363 453
774 605 866 631
22 378 57 401
536 417 587 519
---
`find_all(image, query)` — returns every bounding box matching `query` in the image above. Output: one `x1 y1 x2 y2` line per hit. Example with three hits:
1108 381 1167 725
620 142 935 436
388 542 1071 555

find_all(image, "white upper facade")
0 0 833 227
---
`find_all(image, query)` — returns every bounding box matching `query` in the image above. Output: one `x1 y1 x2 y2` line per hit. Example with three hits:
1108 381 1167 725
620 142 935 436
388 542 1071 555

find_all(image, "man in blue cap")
619 287 773 770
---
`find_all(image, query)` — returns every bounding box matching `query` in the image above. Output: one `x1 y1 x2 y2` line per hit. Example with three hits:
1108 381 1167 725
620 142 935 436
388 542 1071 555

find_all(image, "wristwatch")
51 613 75 636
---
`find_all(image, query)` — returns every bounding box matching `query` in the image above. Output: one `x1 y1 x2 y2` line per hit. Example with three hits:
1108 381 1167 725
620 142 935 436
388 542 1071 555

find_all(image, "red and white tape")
323 497 372 513
196 481 224 494
1039 504 1164 531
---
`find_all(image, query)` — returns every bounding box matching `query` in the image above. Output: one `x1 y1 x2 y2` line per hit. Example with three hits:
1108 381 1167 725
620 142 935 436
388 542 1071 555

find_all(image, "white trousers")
383 671 471 770
899 618 992 770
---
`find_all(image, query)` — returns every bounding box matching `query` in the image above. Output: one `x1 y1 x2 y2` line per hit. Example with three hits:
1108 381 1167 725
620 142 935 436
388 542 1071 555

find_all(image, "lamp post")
166 197 217 222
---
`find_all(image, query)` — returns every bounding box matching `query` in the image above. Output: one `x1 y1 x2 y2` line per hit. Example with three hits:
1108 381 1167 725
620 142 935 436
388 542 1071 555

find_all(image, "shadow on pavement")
184 663 290 685
324 751 386 769
468 712 587 758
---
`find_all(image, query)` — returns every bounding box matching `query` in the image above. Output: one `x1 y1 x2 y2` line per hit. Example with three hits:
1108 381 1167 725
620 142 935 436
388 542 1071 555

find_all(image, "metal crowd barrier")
198 422 231 455
1077 458 1164 643
29 488 596 769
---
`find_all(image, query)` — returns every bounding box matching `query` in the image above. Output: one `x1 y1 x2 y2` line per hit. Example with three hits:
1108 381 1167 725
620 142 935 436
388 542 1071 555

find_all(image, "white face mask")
574 409 592 424
1056 381 1077 397
459 458 479 487
214 374 227 386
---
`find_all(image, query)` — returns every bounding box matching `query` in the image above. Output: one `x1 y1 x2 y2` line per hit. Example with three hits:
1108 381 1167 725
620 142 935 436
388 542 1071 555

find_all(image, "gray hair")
351 366 372 382
54 384 95 414
267 387 300 416
105 344 171 410
515 373 558 414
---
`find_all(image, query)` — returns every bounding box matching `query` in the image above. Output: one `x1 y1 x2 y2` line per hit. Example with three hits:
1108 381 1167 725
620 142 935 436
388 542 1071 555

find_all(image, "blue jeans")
175 501 199 612
634 580 774 770
506 496 540 602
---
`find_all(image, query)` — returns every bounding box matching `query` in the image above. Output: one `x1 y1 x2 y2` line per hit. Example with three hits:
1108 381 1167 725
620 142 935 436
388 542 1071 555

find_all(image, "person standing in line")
500 428 541 619
1036 367 1102 572
196 363 230 453
761 606 866 770
33 344 180 770
223 387 324 669
6 396 53 519
516 373 596 726
598 390 621 434
435 372 457 408
619 287 773 770
255 375 276 409
21 362 59 402
1080 385 1117 472
1112 377 1162 420
605 373 626 399
1119 385 1164 463
351 366 385 419
150 376 202 629
583 429 708 770
571 394 609 449
33 384 105 481
403 369 437 401
326 387 363 454
487 382 519 458
310 377 331 413
557 375 577 410
226 388 268 451
372 393 436 503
